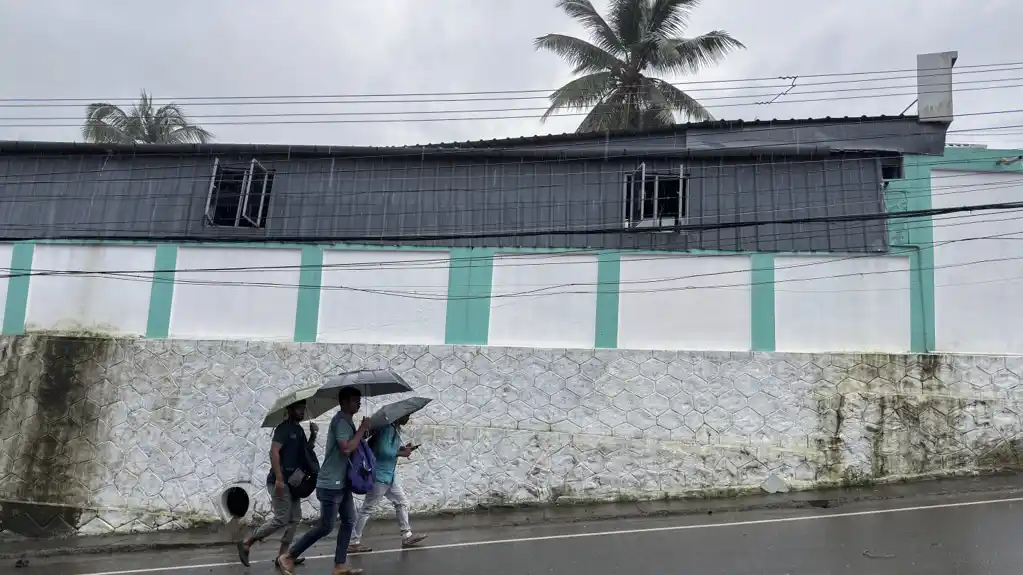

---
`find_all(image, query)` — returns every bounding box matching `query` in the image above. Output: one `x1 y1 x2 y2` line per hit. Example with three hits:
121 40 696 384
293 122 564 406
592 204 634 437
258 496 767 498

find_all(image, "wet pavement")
14 490 1023 574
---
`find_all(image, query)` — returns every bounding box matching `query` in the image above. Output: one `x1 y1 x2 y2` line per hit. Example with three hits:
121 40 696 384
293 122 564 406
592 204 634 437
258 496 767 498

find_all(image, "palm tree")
535 0 745 133
82 90 213 144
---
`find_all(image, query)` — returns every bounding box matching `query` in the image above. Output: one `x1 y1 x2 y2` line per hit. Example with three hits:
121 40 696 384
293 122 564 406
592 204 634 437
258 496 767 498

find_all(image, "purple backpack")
347 437 376 495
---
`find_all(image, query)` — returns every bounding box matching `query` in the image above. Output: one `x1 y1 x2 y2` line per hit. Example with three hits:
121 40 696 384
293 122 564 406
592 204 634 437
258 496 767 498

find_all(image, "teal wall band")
445 248 494 345
749 253 776 352
145 244 179 339
594 252 621 349
293 245 324 343
2 242 34 335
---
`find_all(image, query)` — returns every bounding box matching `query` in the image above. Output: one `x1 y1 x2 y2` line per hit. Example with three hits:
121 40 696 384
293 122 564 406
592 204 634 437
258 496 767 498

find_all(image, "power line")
9 75 1023 122
10 227 1023 300
8 209 1019 280
7 81 1023 128
3 59 1017 104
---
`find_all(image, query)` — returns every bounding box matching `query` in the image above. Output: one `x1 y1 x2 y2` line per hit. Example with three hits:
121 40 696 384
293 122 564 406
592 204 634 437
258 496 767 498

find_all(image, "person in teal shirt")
348 415 427 552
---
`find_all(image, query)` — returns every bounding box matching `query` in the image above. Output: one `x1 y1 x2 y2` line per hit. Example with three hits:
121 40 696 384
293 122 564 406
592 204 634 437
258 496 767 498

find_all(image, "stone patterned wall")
1 336 1021 536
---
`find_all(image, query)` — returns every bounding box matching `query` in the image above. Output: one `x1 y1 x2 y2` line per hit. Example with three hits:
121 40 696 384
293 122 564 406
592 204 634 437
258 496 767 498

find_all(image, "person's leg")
332 488 361 573
278 495 302 560
349 482 386 552
237 484 290 566
279 489 339 574
385 478 426 547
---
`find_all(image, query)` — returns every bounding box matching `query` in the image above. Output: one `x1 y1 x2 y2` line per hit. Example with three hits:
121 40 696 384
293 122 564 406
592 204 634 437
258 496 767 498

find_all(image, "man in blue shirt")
347 414 427 553
276 387 371 575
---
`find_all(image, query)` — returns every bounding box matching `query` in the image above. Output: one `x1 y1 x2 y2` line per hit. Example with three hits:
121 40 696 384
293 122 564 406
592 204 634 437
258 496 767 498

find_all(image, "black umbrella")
315 369 413 400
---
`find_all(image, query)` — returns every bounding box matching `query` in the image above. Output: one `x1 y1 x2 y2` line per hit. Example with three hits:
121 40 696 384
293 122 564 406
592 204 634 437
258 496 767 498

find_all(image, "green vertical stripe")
750 253 776 352
3 242 33 335
294 245 324 343
887 156 934 353
594 251 621 349
145 244 178 339
445 248 493 345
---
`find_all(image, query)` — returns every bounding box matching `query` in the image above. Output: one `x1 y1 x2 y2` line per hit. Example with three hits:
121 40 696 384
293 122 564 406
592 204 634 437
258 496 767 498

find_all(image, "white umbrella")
261 385 337 428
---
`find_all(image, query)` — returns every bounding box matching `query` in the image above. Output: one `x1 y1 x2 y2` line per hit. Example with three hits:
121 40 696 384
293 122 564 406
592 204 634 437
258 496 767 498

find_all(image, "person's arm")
339 417 372 454
269 427 288 496
306 422 318 449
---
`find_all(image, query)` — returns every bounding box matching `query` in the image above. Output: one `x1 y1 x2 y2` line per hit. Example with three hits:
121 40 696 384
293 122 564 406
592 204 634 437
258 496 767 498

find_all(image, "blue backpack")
347 430 377 495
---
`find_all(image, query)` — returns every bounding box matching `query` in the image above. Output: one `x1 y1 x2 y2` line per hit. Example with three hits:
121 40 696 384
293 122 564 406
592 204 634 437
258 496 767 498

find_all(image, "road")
16 490 1023 575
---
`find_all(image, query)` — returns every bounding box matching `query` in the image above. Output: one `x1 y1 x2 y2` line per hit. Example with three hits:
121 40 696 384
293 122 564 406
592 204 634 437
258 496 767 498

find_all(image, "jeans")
351 478 411 543
250 483 302 547
288 487 355 565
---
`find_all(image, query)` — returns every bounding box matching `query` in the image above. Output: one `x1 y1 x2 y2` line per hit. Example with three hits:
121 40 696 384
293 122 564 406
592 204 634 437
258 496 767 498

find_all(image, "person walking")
348 414 426 552
236 399 318 567
276 386 371 575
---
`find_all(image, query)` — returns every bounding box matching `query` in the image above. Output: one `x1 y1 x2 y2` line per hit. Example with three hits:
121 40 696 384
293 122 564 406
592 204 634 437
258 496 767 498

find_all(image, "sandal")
274 556 295 575
236 540 250 567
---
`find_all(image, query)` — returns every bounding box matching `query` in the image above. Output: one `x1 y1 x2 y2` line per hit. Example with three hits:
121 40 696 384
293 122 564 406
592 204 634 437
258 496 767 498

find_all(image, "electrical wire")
4 60 1018 104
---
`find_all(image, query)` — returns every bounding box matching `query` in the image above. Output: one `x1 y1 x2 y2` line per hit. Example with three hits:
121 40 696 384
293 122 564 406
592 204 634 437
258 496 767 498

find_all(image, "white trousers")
351 477 411 543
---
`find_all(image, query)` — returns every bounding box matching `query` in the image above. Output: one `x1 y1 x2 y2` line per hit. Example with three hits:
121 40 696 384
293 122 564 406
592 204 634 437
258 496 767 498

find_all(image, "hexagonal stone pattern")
0 336 1020 537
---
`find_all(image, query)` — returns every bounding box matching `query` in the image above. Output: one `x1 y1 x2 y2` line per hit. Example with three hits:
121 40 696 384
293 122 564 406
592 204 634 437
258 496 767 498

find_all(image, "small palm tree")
82 90 213 144
535 0 745 133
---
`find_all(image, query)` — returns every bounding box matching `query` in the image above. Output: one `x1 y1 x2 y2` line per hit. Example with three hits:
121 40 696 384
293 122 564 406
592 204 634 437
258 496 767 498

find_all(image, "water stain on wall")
0 336 111 537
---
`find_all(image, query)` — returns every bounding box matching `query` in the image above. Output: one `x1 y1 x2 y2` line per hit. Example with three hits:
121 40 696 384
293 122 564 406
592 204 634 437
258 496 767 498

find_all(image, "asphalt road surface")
17 490 1023 575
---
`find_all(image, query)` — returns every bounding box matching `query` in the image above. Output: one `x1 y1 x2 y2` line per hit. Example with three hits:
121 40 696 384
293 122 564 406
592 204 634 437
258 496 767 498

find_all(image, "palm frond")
534 34 626 75
647 0 697 38
646 77 714 121
82 103 134 144
161 125 215 145
647 31 745 76
554 0 625 56
542 71 617 122
608 0 647 47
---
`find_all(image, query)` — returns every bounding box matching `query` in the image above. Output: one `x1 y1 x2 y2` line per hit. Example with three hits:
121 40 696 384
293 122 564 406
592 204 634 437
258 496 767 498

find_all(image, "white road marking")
77 495 1023 575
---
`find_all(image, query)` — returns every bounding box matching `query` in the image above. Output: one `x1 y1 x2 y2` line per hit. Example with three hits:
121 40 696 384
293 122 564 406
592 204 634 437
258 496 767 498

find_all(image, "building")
4 51 1022 538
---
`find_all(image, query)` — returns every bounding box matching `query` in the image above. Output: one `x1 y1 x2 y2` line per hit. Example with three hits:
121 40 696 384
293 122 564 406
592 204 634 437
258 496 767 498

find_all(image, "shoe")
401 533 427 548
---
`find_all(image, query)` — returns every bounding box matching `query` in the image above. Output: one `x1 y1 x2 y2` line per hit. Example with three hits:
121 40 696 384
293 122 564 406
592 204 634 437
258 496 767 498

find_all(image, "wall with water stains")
0 336 1020 537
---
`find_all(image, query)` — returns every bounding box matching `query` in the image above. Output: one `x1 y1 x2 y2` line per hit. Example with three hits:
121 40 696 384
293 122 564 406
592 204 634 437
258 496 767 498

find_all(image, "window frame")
205 158 274 229
623 163 688 230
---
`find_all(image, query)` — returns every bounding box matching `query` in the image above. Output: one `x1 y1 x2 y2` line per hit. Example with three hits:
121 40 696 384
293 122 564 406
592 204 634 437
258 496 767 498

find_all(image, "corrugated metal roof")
0 114 921 157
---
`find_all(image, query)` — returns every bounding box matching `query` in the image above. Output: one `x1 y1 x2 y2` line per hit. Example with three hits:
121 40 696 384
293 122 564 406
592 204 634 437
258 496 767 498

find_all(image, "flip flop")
402 534 428 548
274 557 295 575
236 541 250 567
348 544 373 553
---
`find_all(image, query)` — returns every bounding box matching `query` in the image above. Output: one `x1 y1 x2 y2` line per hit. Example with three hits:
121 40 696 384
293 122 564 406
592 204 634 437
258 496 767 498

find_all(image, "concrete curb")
2 473 1022 560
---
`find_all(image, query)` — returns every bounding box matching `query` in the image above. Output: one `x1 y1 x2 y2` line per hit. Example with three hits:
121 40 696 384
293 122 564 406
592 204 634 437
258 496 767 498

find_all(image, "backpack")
347 439 376 495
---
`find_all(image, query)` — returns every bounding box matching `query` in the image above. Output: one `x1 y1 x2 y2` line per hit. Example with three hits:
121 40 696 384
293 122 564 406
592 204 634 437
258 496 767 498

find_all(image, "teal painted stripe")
145 245 178 339
594 252 621 349
3 243 34 335
750 253 776 352
445 248 493 345
888 156 934 353
294 245 324 342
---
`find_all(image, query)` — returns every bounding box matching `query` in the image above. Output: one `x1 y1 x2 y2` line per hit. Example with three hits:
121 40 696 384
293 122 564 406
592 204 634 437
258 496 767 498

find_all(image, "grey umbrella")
316 369 413 399
369 397 433 430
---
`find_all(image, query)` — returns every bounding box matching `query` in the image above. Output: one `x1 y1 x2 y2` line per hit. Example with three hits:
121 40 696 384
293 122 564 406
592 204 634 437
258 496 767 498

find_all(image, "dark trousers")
288 487 355 565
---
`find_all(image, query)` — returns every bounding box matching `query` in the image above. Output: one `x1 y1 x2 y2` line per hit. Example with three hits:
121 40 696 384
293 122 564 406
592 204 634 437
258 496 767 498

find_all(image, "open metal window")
242 159 273 227
624 163 646 228
205 158 274 228
624 164 687 230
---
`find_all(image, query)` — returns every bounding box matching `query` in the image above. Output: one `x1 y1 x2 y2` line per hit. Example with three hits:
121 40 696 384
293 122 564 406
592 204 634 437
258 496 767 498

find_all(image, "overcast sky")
1 0 1021 148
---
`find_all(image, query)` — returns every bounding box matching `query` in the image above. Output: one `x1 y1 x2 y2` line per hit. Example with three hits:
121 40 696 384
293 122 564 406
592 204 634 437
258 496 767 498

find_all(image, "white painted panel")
0 244 16 329
319 250 449 344
932 170 1023 354
26 244 155 335
774 256 911 353
171 247 301 340
618 255 751 351
489 253 598 349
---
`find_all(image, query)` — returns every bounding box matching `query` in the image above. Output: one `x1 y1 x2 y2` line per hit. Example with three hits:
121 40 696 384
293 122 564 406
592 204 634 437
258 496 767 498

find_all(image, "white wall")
618 254 751 351
319 250 449 344
774 255 911 353
171 247 301 340
932 170 1023 354
25 244 155 335
0 244 13 328
489 252 598 349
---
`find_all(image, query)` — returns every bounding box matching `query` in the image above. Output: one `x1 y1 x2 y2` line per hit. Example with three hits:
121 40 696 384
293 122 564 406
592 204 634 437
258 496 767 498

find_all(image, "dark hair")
338 387 362 403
